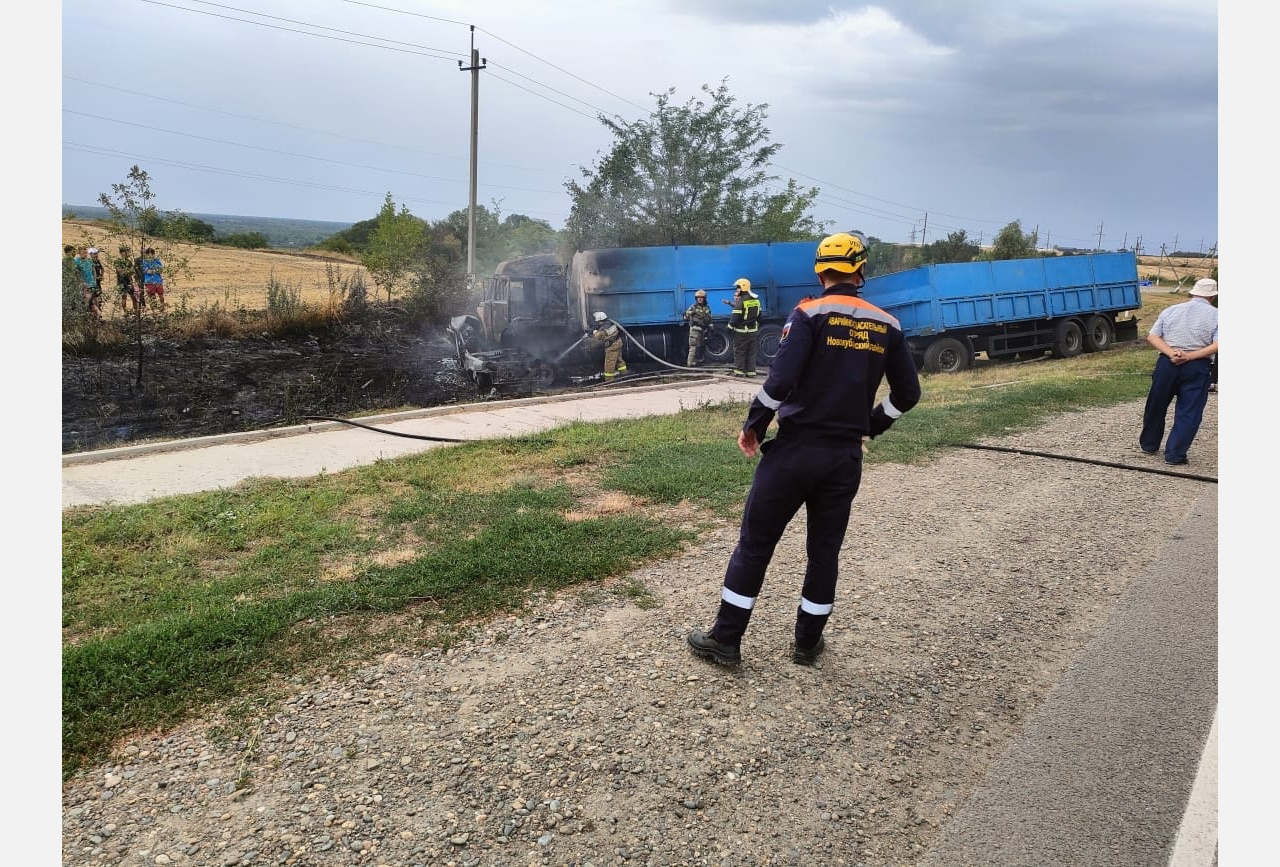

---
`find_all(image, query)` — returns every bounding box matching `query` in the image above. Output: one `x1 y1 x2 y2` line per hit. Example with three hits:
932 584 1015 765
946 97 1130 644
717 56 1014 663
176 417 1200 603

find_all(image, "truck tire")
756 324 784 365
1051 319 1085 358
1082 314 1114 352
703 329 733 365
922 337 973 374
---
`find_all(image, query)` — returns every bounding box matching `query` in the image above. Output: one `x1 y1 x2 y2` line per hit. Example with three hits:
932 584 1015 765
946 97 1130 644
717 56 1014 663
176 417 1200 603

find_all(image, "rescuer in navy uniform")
688 231 921 667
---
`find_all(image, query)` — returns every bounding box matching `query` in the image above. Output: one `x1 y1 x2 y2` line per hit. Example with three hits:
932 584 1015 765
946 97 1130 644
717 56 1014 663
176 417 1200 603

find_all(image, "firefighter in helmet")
723 277 761 375
590 311 627 378
683 289 714 366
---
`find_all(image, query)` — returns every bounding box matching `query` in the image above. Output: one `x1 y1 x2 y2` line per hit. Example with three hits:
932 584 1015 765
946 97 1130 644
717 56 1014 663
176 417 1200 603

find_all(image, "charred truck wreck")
447 243 1143 395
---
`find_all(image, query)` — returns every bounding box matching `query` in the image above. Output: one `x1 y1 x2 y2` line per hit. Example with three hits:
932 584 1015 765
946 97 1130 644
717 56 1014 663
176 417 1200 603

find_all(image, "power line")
139 0 462 60
184 0 465 56
63 141 567 220
141 1 627 129
485 71 601 122
335 0 650 115
62 108 564 196
63 75 568 178
64 142 459 206
487 61 617 118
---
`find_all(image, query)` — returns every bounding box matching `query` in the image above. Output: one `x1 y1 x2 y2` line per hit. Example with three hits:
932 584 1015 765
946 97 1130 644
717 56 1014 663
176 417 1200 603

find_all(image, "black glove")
869 405 894 438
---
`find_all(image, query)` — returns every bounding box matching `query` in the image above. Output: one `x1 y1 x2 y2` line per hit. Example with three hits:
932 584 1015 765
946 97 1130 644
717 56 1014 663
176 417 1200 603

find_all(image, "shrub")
219 232 270 250
266 272 303 317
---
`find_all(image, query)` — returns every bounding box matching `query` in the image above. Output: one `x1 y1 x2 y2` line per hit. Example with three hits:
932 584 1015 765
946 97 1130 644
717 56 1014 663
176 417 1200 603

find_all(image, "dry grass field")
1135 253 1215 286
62 219 370 316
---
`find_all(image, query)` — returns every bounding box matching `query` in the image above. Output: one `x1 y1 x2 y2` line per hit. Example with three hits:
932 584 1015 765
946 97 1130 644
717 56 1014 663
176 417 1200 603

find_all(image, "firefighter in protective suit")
590 311 627 378
688 231 921 667
683 289 714 366
724 278 761 375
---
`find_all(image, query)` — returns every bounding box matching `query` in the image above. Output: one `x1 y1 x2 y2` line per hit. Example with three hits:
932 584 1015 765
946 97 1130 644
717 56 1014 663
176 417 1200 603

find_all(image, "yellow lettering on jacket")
827 315 887 334
826 335 886 353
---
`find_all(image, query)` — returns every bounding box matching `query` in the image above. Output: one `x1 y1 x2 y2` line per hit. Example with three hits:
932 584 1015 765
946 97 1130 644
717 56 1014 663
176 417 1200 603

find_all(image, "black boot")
791 636 825 666
687 629 742 666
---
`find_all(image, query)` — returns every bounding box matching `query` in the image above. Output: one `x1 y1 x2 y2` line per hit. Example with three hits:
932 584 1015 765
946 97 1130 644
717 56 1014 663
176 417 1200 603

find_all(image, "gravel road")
62 396 1217 866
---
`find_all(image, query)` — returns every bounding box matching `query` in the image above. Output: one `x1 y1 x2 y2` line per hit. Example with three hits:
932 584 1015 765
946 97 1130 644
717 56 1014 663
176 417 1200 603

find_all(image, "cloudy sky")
56 0 1219 254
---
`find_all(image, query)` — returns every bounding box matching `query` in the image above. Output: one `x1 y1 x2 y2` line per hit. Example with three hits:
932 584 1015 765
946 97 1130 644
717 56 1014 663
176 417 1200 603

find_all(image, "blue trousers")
712 438 863 648
1140 355 1212 463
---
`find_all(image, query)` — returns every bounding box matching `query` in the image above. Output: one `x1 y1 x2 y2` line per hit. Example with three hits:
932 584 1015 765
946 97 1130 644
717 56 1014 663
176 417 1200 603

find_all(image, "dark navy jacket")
743 282 921 446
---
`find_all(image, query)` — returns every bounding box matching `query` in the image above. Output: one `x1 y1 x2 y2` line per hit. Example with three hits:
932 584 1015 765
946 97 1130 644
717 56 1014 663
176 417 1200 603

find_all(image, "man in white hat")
1138 277 1218 465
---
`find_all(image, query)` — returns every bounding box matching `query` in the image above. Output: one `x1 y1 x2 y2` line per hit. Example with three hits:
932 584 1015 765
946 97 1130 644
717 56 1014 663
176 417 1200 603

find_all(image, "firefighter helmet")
814 232 868 275
593 311 608 323
734 278 751 294
694 289 707 299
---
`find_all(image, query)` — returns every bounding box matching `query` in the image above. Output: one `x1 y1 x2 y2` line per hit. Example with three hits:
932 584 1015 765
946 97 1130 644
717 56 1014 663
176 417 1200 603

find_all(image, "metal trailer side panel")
570 242 819 329
861 252 1140 339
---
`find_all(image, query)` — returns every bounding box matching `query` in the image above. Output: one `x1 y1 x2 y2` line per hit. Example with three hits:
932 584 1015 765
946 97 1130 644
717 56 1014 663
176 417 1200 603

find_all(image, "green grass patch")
62 341 1161 774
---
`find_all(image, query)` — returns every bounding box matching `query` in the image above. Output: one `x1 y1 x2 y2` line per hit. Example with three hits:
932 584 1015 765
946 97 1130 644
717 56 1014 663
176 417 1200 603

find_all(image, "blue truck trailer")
864 251 1142 372
448 243 1142 391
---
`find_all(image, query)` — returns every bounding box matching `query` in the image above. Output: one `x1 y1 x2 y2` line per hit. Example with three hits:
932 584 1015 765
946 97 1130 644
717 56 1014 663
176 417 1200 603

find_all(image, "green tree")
441 202 561 275
924 229 981 265
565 81 822 249
984 220 1040 261
219 232 270 250
361 193 425 303
161 214 217 243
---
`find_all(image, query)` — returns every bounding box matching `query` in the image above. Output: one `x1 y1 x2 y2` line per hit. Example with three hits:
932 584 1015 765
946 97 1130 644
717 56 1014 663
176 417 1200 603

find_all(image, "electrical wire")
63 109 564 196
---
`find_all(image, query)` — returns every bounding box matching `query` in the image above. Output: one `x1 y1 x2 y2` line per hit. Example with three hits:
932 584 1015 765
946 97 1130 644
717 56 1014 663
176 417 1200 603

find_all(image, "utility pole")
921 212 928 247
1044 229 1051 252
458 26 486 280
1095 222 1104 251
1121 232 1128 251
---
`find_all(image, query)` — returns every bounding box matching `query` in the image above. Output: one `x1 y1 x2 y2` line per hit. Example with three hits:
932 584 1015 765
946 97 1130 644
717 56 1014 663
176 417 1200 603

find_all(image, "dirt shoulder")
61 398 1217 866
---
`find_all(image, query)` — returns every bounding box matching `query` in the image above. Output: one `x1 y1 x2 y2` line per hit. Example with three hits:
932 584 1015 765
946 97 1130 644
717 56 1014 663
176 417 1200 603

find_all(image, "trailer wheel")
756 324 784 365
1051 319 1085 358
1082 314 1114 352
922 337 973 374
535 363 557 389
703 329 733 365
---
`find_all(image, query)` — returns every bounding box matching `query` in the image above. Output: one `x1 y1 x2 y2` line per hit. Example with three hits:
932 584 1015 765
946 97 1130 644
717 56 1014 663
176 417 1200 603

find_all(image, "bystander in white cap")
87 247 99 254
1190 278 1217 297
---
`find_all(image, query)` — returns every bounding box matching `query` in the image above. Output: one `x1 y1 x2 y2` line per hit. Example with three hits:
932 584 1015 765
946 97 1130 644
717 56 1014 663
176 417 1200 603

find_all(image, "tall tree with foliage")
924 229 981 265
984 220 1041 261
441 203 559 274
361 193 425 303
565 81 823 249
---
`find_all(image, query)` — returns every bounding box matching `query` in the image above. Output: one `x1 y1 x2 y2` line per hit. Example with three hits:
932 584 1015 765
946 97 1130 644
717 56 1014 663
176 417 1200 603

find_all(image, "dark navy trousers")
712 438 864 648
1140 355 1212 463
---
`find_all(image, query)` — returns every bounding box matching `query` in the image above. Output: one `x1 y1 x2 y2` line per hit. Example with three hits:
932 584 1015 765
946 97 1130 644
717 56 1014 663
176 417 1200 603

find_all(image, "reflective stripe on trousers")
712 438 864 647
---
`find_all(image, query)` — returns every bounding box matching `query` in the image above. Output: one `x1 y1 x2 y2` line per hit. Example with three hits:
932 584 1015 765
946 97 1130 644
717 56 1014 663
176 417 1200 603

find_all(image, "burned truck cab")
477 254 571 351
449 254 577 395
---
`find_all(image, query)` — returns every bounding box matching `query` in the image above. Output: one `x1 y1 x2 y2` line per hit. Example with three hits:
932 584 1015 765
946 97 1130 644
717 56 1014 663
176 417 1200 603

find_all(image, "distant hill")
61 205 355 249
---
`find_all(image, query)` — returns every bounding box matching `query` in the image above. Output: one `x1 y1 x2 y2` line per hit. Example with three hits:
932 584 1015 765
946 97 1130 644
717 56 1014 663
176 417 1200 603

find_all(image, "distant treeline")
62 205 354 250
